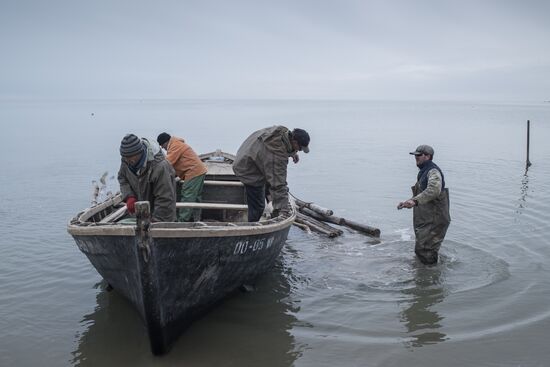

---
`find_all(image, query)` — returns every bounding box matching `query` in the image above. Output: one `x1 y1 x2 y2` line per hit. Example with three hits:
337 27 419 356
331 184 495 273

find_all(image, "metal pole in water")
526 120 532 169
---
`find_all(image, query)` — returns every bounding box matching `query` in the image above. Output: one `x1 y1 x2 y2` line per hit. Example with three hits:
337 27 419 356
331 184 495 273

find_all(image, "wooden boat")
67 151 295 355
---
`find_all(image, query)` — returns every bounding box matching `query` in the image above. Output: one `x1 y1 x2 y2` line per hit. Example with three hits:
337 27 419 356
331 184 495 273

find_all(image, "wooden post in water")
526 120 532 169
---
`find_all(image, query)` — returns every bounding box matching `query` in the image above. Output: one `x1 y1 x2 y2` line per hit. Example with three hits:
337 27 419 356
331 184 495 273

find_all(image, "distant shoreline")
0 98 549 106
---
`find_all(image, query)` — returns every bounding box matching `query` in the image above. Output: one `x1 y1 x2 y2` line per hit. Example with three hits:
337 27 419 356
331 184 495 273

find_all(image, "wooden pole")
526 120 532 169
295 215 335 237
299 207 345 225
298 206 380 238
292 221 312 233
292 195 381 237
299 212 343 236
296 212 343 236
295 212 342 237
341 218 381 238
294 198 334 216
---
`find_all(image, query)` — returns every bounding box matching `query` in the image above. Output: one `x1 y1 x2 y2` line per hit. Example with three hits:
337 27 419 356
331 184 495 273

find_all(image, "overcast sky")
1 0 549 101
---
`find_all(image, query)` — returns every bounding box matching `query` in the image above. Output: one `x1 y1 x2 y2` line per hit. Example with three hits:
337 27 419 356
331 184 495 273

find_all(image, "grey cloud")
1 0 549 101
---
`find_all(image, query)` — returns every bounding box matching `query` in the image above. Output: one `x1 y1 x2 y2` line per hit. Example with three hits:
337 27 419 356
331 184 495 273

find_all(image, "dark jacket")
232 126 295 212
118 139 177 222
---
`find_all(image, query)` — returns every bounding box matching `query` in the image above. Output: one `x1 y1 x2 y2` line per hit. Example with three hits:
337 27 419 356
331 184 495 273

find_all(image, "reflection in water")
71 261 301 366
70 282 150 366
400 264 447 347
517 171 529 212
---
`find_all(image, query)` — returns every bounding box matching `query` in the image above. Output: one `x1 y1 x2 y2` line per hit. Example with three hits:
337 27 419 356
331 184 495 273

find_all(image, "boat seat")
176 202 248 222
176 202 248 210
203 180 244 187
184 180 245 206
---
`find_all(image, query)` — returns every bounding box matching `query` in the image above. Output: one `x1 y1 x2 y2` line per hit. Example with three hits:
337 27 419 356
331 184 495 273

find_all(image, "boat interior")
73 176 249 226
70 152 287 227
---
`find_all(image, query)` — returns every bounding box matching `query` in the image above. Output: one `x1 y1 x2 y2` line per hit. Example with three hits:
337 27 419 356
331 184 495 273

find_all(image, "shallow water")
1 99 549 366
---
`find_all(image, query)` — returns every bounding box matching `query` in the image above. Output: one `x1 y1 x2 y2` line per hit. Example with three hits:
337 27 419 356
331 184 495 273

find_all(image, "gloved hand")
126 196 137 214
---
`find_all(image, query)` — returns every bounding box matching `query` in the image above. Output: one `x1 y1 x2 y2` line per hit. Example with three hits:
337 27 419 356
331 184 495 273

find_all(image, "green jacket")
117 138 177 222
232 126 295 212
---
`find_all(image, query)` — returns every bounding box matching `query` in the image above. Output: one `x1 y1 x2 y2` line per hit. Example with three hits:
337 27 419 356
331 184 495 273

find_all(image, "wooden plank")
99 206 127 223
204 180 244 187
176 202 248 210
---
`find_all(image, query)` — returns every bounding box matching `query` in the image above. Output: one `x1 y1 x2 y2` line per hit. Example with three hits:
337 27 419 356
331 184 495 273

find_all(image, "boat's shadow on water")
71 260 301 366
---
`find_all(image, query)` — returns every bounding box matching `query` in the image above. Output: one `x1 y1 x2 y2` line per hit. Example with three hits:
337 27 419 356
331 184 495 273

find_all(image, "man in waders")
398 145 450 265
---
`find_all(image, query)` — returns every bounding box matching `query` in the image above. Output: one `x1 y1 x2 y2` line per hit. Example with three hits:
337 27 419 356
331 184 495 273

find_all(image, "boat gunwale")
67 205 296 237
67 212 296 238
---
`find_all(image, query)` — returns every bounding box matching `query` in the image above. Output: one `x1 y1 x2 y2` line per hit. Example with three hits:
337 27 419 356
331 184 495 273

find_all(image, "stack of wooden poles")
292 198 381 238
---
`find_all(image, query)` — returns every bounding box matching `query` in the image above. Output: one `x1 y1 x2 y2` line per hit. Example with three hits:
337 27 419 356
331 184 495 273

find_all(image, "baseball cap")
409 144 434 156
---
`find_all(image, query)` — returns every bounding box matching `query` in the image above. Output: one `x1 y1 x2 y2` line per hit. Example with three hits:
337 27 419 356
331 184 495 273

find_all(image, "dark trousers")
244 184 265 222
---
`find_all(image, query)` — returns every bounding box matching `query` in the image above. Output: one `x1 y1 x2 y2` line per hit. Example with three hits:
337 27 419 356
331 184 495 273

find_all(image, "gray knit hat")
120 134 144 157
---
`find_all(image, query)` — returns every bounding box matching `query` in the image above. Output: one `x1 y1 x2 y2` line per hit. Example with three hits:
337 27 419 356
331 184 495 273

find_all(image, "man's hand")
397 199 416 210
126 196 137 214
292 153 299 163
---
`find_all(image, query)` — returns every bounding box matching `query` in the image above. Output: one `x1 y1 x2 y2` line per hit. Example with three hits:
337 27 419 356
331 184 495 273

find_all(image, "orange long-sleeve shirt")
165 136 207 181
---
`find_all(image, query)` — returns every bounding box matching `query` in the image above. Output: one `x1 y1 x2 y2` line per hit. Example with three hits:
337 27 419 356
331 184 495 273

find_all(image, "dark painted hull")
71 223 290 355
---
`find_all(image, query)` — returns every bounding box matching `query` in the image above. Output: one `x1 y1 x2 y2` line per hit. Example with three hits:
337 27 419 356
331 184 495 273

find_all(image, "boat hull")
71 224 291 355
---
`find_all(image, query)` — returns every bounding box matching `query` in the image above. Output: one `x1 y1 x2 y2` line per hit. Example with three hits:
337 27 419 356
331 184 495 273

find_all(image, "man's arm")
263 154 290 213
151 163 176 222
117 164 135 200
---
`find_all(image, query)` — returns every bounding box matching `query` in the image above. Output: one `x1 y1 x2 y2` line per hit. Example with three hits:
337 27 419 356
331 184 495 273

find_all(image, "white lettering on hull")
233 236 275 255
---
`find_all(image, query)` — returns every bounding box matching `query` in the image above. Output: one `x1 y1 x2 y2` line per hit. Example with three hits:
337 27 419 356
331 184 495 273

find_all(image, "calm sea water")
1 99 550 366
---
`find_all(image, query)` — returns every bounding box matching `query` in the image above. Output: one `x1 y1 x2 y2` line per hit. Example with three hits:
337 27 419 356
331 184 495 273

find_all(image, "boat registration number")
233 237 275 255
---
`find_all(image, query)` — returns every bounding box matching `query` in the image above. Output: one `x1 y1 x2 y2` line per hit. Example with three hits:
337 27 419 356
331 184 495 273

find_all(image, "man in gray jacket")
398 145 451 265
233 126 310 222
118 133 177 222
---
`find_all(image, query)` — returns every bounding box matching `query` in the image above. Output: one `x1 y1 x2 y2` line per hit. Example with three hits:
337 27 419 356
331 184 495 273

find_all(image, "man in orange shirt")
157 132 207 222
